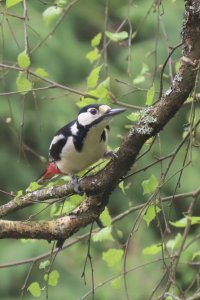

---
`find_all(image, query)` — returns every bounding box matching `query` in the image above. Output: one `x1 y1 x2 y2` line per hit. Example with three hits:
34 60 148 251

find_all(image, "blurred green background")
1 1 200 299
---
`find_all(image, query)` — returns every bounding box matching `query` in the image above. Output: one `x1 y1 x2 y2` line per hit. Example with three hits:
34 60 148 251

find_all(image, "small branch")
159 195 198 300
20 262 36 300
81 223 95 299
0 187 199 270
0 63 97 99
31 0 81 53
23 0 29 52
159 42 183 100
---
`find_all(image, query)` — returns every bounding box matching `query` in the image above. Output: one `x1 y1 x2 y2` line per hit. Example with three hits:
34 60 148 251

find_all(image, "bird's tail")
37 162 62 183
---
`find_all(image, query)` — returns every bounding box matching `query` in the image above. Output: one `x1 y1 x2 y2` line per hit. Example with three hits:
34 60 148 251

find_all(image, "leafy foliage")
143 205 161 227
16 72 32 95
142 174 159 195
142 243 162 255
102 248 124 267
92 227 114 242
42 6 63 27
35 68 49 78
100 207 112 227
27 282 41 298
6 0 22 8
145 84 155 106
105 31 128 42
87 65 103 89
44 270 60 286
17 51 31 69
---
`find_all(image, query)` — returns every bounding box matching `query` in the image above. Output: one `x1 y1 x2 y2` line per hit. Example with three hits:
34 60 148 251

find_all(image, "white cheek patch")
49 134 65 149
78 112 98 126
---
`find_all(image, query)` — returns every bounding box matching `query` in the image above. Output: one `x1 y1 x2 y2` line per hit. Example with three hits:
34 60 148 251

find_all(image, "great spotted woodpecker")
38 104 125 189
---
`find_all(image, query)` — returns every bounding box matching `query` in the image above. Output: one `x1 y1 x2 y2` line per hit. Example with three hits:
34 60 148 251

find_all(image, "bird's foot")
71 175 84 195
96 217 104 229
104 151 118 160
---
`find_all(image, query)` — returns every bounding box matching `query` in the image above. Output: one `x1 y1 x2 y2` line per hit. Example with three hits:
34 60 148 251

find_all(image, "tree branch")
0 0 200 244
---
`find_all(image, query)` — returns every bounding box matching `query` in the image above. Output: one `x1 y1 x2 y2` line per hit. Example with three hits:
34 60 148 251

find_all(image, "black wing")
49 120 75 161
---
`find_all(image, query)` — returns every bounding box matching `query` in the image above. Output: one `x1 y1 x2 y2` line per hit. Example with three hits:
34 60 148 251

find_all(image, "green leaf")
35 68 49 78
111 277 121 289
17 190 23 197
133 64 149 85
55 0 68 7
44 270 60 286
170 216 200 228
145 84 155 106
133 75 145 84
143 205 161 227
43 6 63 27
95 87 108 100
118 181 125 194
27 282 41 298
175 61 180 73
39 260 50 270
100 207 112 227
170 217 188 228
116 229 123 238
167 233 183 251
192 251 200 260
189 216 200 225
142 174 158 195
141 63 149 75
96 87 107 99
62 194 83 214
126 112 141 122
97 77 110 89
86 48 101 63
16 190 23 205
76 98 95 108
6 0 22 8
142 243 162 255
16 72 32 95
105 31 128 42
50 203 59 218
102 248 124 267
91 33 102 48
50 195 82 217
26 181 41 192
87 65 102 89
93 226 114 242
17 50 31 68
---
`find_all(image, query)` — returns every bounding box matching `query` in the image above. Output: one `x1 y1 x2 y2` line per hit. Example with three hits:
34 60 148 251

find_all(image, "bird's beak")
104 107 126 117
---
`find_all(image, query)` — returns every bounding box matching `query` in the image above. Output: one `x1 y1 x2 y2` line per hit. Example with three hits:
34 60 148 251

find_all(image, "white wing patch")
49 134 65 149
70 123 78 135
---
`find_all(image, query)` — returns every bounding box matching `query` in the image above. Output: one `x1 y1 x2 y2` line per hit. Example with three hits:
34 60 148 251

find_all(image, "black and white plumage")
38 104 125 183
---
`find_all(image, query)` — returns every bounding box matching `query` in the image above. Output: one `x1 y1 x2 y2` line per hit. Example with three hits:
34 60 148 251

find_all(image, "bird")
37 103 125 191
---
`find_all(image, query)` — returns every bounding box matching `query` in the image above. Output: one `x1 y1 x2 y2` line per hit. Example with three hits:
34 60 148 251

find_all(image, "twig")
0 187 199 270
0 63 97 99
158 42 183 100
20 261 36 300
81 223 94 292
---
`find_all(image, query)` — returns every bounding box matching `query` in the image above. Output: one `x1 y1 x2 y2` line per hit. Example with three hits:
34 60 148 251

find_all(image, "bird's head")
77 104 125 127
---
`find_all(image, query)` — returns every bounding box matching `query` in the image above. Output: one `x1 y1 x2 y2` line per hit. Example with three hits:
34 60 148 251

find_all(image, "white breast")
56 126 108 174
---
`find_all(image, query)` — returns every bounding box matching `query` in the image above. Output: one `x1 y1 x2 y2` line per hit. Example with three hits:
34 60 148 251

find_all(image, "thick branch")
0 0 200 243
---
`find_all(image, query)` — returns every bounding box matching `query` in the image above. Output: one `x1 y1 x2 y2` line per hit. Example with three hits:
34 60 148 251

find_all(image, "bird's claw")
104 151 118 160
71 175 84 195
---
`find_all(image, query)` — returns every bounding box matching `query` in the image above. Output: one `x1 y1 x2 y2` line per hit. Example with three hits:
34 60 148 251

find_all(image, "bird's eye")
90 108 98 115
